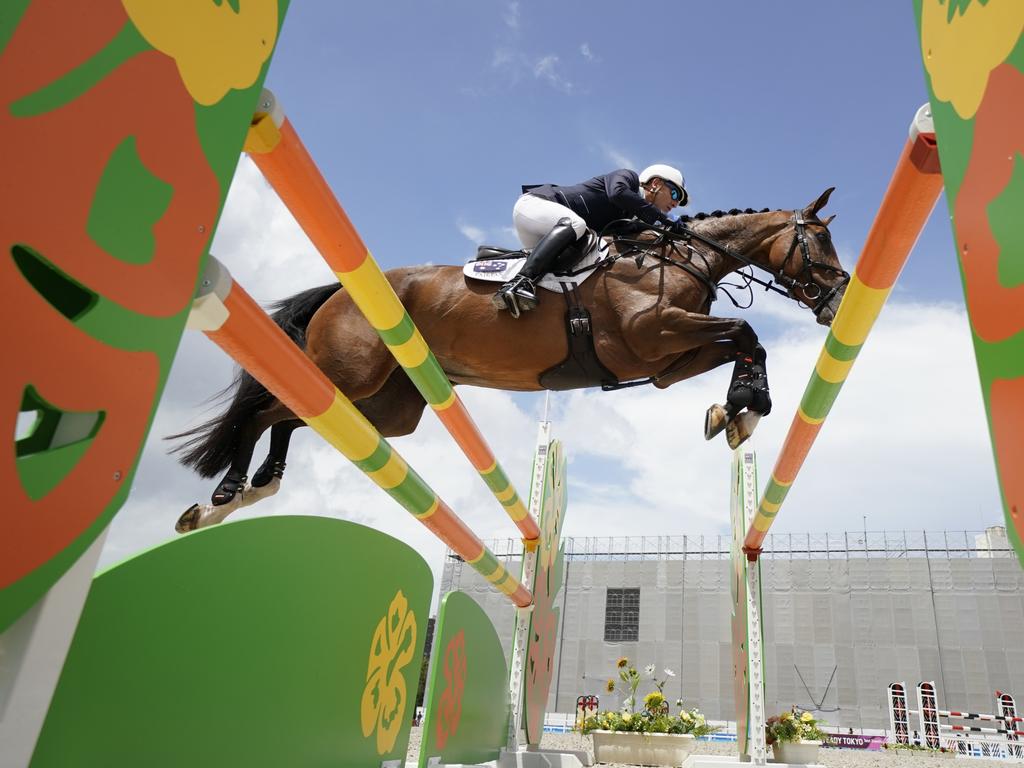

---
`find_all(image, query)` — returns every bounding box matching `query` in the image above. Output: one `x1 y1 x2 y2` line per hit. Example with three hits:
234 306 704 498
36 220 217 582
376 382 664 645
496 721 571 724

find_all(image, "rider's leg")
495 196 586 315
494 217 579 312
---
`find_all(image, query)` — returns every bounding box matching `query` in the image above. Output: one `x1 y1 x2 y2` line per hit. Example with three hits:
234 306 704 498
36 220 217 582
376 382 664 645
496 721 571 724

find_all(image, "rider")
493 164 689 315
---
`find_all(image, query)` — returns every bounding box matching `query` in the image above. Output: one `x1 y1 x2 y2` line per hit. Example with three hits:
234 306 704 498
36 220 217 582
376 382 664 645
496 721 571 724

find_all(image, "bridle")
775 213 849 317
606 212 849 320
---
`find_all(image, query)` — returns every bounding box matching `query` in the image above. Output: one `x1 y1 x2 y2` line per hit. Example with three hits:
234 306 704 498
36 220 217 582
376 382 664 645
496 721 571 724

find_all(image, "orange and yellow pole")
743 106 945 559
189 257 533 607
244 89 538 543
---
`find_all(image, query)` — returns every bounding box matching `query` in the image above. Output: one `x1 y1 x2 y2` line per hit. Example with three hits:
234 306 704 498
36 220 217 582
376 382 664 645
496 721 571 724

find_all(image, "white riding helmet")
639 164 688 206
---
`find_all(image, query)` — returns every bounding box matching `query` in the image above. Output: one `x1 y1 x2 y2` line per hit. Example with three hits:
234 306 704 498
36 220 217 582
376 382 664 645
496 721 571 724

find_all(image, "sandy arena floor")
402 727 1023 768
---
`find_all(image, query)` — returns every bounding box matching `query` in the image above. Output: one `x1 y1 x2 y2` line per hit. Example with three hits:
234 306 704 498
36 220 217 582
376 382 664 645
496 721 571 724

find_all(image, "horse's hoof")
705 404 728 441
176 504 201 534
726 411 762 450
240 477 280 508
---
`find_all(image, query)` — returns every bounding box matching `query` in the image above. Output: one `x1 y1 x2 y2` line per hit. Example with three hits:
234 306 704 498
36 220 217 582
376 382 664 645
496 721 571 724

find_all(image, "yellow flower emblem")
360 591 418 755
122 0 278 106
920 0 1024 118
802 711 814 723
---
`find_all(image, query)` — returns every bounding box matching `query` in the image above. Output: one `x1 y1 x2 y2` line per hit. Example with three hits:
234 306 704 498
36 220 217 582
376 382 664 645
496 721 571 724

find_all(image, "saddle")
463 231 607 294
463 232 622 391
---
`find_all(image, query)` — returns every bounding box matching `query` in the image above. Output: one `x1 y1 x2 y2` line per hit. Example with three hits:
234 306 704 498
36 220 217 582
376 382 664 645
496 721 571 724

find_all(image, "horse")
171 188 848 532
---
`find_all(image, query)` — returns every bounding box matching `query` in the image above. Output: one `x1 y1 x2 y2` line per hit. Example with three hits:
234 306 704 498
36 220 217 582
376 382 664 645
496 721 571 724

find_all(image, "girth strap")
537 283 621 391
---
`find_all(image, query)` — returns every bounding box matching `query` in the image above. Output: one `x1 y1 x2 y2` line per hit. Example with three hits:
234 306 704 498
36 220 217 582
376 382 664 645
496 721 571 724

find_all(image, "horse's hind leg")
354 367 429 438
241 418 303 505
176 402 292 533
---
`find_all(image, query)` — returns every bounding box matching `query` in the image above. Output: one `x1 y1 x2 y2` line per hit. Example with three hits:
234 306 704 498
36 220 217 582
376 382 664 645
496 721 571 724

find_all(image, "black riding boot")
493 217 580 317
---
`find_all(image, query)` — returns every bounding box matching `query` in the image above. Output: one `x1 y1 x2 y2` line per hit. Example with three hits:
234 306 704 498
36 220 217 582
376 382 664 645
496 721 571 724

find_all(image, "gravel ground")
403 727 1023 767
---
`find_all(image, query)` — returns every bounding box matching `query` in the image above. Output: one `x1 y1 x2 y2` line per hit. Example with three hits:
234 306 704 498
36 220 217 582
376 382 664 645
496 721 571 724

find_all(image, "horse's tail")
168 283 342 478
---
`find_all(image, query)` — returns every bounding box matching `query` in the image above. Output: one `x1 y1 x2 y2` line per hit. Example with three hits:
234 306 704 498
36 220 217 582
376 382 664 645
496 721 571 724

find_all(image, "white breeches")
512 194 588 249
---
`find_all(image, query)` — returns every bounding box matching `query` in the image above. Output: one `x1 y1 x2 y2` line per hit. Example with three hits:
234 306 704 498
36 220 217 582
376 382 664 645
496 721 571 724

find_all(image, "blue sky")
262 1 963 305
104 3 1004 589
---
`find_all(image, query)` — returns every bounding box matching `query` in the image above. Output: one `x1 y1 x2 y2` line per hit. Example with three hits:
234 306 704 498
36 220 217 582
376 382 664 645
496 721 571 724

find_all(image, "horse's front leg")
631 308 767 449
710 341 772 449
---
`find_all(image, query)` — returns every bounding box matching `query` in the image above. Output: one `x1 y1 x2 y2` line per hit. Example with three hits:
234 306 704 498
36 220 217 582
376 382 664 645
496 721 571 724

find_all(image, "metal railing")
449 530 1016 563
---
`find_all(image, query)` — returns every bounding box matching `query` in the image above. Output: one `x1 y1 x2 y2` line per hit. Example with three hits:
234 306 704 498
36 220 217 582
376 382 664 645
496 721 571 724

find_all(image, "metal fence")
450 530 1016 563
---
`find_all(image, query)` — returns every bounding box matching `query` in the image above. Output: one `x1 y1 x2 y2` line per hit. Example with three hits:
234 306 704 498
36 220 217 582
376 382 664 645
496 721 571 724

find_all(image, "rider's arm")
604 169 673 226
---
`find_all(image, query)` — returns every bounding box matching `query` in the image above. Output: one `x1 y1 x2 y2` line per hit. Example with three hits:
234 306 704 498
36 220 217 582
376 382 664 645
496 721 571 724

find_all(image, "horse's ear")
804 187 835 218
822 214 836 226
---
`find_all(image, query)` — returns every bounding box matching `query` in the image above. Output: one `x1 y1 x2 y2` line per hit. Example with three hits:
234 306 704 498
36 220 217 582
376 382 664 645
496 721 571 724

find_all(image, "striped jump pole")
943 725 1024 736
188 256 533 608
941 711 1023 724
243 89 538 544
743 104 945 558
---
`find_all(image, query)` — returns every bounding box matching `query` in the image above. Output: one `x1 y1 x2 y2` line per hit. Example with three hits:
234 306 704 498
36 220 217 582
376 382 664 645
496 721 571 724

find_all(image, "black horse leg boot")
494 217 579 317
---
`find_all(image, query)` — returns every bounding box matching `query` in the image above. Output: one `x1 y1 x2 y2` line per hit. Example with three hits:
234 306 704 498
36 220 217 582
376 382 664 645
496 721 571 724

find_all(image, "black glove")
669 217 689 235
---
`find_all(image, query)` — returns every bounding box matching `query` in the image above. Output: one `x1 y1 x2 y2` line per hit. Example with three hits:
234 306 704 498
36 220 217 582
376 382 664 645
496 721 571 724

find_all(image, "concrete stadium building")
439 527 1023 730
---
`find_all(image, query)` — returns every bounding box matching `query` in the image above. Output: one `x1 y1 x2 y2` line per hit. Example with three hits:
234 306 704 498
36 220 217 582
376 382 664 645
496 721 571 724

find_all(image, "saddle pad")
462 238 612 294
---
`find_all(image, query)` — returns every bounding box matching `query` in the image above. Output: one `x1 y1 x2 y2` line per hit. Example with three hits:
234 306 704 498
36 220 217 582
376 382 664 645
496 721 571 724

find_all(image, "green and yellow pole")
189 257 533 607
744 106 945 558
244 89 538 543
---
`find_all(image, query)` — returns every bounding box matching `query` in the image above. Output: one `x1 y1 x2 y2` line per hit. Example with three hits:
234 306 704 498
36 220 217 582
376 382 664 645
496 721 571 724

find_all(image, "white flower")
644 664 656 676
664 668 676 677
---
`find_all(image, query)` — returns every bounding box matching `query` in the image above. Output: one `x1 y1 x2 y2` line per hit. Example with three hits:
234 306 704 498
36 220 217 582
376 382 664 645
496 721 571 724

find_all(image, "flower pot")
772 739 821 764
591 730 695 766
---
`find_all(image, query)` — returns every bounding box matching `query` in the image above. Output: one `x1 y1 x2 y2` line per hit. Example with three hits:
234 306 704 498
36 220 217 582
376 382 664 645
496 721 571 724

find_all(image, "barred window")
604 588 640 642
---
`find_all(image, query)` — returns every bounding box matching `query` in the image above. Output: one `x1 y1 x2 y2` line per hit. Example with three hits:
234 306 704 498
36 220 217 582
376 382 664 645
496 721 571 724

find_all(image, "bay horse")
172 188 848 532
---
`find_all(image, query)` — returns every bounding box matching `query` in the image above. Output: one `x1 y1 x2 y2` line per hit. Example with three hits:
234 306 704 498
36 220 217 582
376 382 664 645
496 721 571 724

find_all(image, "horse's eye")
816 232 830 243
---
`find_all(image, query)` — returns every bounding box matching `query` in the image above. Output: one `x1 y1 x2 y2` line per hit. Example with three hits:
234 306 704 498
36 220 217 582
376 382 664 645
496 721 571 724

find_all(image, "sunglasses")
663 181 684 203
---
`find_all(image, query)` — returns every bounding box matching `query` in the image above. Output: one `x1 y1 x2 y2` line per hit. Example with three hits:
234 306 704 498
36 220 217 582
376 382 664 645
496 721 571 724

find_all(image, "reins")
600 212 848 318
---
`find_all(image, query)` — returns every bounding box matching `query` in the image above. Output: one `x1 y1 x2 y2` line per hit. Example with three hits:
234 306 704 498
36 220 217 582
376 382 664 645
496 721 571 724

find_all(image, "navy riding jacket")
524 169 674 232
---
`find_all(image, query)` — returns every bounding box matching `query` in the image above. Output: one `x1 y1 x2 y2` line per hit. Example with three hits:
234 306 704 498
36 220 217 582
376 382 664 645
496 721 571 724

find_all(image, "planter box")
591 730 695 766
772 740 821 764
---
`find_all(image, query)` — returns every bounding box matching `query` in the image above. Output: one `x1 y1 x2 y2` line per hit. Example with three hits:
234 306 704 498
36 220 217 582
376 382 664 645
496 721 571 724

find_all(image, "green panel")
32 516 430 768
990 154 1024 286
523 440 567 744
730 451 751 755
1 0 292 632
418 591 510 767
87 137 174 265
730 449 765 756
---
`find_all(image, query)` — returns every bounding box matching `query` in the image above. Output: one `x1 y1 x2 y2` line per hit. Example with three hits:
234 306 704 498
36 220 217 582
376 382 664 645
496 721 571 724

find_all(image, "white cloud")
580 43 595 61
501 1 520 30
492 47 516 71
208 156 336 301
457 219 486 245
533 55 573 93
548 297 1001 541
502 2 520 31
601 144 635 170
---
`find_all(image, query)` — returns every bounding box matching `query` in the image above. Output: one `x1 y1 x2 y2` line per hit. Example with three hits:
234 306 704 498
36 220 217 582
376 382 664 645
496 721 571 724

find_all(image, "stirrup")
493 277 538 318
510 280 539 310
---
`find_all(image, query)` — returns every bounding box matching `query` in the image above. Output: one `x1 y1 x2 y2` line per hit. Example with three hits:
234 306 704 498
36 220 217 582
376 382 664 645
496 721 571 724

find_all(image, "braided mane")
678 208 772 224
